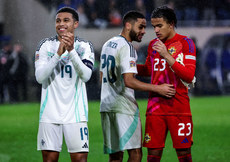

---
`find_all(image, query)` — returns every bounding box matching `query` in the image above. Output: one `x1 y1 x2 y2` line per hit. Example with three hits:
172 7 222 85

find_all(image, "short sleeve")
119 44 137 75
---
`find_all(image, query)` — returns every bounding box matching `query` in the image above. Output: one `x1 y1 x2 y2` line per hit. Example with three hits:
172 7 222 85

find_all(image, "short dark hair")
151 6 177 27
56 7 79 21
122 11 145 26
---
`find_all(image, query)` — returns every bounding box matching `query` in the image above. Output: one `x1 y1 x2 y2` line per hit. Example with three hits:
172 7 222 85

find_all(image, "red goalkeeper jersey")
137 33 196 116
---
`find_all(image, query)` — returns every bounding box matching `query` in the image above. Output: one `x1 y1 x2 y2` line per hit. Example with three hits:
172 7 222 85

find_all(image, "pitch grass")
0 96 230 162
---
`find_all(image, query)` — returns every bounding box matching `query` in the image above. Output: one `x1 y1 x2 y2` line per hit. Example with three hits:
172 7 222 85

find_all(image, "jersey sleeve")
137 41 153 76
69 41 95 82
35 39 60 84
171 37 196 83
119 44 137 75
74 41 95 70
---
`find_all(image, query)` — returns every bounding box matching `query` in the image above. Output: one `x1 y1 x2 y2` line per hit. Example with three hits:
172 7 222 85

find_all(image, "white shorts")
37 122 89 153
100 112 142 154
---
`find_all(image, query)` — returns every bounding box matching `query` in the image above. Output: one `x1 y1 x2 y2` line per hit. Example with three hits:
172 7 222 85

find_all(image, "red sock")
178 154 192 162
147 155 161 162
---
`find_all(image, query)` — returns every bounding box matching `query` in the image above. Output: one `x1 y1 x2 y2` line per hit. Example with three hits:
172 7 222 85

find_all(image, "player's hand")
156 84 176 98
152 39 175 66
61 32 74 52
57 40 66 56
152 39 169 58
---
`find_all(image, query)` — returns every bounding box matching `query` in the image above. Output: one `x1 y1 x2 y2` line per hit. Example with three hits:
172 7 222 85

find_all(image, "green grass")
0 96 230 162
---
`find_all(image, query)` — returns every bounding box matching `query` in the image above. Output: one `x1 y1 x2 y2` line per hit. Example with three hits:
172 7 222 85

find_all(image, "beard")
129 29 141 42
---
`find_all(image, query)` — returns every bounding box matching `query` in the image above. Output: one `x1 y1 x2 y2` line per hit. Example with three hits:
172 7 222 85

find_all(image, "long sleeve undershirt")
35 50 92 84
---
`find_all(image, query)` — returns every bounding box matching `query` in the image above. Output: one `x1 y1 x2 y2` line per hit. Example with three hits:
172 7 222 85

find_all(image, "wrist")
67 46 74 52
152 84 158 93
164 54 175 66
54 53 61 59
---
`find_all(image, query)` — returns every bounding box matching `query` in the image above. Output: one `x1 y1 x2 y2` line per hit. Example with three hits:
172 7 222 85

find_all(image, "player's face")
55 12 78 39
129 18 146 42
151 17 174 42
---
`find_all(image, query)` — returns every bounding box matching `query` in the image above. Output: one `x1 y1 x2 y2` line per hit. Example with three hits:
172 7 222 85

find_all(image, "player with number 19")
99 11 176 162
35 7 94 162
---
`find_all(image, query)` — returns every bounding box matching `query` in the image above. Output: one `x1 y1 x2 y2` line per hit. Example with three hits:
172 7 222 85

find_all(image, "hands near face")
152 39 169 58
57 32 74 56
152 39 175 66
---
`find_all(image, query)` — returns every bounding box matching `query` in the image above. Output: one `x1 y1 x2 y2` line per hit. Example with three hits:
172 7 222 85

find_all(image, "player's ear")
125 22 132 31
74 21 79 29
169 22 174 29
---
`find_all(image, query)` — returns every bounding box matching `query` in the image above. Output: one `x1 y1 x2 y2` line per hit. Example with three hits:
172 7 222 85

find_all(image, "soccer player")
100 11 176 162
137 6 196 162
35 7 94 162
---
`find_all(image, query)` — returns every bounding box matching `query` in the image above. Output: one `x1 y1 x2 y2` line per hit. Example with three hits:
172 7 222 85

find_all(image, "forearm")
171 61 196 83
162 52 195 83
124 73 157 92
35 54 60 84
69 50 92 82
163 53 175 66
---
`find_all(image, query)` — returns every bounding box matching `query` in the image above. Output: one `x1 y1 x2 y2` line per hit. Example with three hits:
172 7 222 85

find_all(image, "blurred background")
0 0 230 103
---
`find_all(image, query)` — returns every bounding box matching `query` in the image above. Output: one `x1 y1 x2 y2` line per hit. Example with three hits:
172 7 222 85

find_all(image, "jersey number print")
101 54 117 83
153 58 166 71
61 65 72 78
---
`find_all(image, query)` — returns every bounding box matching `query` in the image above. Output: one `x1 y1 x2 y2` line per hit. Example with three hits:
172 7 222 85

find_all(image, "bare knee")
109 151 123 162
176 148 191 156
42 150 59 162
70 152 88 162
127 148 142 162
148 148 163 157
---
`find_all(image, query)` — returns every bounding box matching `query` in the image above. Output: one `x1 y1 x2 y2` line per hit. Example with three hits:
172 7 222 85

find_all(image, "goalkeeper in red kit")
137 6 196 162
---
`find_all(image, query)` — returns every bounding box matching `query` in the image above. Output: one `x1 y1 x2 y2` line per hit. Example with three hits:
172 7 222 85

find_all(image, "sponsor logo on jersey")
130 60 136 68
82 142 88 148
181 137 189 144
144 133 151 143
61 53 69 61
47 52 55 57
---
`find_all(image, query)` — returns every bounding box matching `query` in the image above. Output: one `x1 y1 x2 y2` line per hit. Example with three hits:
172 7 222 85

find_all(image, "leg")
168 116 193 162
109 151 123 162
176 148 192 162
42 150 59 162
143 116 167 162
147 148 163 162
37 123 63 162
70 152 88 162
63 123 89 161
127 148 142 162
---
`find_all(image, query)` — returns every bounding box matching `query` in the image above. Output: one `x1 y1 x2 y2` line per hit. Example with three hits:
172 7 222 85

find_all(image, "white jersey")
35 36 94 124
100 35 139 115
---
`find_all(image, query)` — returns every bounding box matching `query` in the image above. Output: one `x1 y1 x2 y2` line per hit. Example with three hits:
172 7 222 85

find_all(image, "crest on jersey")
130 60 136 67
75 44 85 56
168 47 176 55
144 133 151 143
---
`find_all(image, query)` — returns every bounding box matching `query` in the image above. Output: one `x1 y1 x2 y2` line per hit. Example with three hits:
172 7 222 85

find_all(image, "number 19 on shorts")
80 127 88 140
